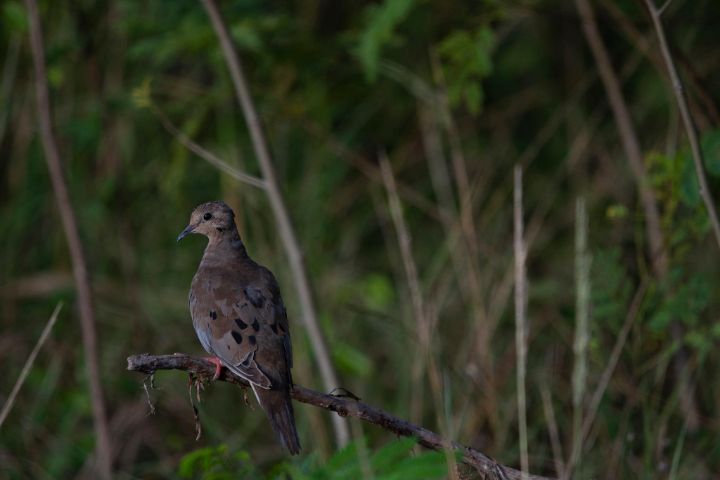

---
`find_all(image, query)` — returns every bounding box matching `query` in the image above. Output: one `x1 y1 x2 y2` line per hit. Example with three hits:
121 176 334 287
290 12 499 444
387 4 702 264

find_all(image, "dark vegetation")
1 0 720 478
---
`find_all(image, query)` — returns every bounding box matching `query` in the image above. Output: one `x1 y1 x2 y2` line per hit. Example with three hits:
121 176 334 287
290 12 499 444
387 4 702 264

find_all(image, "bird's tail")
252 384 301 455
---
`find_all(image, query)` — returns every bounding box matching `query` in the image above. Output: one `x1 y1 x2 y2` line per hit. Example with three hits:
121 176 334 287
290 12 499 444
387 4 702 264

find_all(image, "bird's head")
177 201 236 242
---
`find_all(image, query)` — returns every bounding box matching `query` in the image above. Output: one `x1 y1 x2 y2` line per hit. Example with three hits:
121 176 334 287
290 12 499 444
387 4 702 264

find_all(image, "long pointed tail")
252 385 301 455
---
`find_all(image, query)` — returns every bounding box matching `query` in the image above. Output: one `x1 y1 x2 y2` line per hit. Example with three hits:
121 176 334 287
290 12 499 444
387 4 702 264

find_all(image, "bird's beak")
177 224 197 242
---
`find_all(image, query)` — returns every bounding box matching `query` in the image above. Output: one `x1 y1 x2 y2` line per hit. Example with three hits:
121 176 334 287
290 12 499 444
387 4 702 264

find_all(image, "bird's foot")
205 356 223 380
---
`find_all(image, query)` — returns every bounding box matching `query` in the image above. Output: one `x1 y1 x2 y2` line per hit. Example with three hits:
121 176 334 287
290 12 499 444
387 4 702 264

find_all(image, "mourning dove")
178 201 301 454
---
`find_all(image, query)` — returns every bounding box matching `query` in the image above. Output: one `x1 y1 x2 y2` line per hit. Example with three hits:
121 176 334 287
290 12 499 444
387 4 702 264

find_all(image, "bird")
177 200 301 455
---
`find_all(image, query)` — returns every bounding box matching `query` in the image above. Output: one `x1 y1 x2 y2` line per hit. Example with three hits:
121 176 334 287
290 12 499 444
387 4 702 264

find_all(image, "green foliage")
2 1 26 33
177 439 454 480
437 27 495 113
648 270 710 333
178 445 259 480
276 437 456 480
357 0 416 81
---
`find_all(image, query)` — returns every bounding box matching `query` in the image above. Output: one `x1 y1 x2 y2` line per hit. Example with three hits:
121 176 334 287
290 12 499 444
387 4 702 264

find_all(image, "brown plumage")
178 201 301 455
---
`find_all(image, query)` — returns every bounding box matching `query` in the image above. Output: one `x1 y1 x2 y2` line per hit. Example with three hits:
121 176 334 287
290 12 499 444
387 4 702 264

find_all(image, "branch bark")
23 1 113 478
198 0 349 446
127 353 554 480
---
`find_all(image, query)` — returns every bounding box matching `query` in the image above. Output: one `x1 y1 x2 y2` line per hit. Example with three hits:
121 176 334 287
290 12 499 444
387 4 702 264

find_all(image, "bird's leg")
205 356 223 380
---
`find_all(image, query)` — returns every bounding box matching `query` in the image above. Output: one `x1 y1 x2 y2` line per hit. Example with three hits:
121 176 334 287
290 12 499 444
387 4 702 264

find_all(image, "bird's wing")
190 268 291 390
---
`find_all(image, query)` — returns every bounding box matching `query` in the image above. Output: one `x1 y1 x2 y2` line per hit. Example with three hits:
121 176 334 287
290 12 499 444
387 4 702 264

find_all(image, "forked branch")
127 353 554 480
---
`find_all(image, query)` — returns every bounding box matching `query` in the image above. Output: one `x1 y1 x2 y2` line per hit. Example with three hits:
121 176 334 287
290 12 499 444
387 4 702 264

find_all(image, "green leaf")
437 27 495 113
370 437 418 472
324 440 361 475
364 273 394 309
357 0 416 81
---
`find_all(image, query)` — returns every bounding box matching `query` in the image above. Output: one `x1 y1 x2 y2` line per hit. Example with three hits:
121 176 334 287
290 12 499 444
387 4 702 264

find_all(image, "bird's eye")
203 213 212 221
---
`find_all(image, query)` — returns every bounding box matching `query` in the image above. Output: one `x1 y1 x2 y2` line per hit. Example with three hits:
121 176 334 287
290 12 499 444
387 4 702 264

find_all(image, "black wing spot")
270 323 278 334
241 357 250 367
235 318 248 329
209 310 217 320
244 286 265 308
248 335 256 345
252 318 260 331
231 331 243 344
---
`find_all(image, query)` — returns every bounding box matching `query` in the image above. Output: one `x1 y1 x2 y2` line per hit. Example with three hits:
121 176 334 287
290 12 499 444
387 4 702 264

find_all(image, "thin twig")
657 0 673 16
540 385 565 478
379 152 430 424
127 353 555 480
513 166 529 478
152 106 266 189
641 0 720 249
198 0 349 445
23 1 113 477
378 152 458 479
0 303 63 428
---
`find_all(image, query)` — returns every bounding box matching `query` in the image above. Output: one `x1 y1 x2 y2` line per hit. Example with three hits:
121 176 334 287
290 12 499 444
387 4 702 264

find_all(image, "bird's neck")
203 227 248 262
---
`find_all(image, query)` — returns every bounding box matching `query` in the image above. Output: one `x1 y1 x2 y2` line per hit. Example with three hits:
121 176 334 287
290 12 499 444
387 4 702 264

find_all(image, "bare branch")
152 106 266 190
23 1 112 477
197 0 349 445
0 303 63 428
127 353 554 480
642 0 720 249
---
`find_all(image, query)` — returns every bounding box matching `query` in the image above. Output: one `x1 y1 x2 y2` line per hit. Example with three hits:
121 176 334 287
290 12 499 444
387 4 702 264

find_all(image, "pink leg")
205 356 223 380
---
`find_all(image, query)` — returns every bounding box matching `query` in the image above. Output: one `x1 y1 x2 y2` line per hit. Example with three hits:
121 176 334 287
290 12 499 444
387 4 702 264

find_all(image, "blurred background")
1 0 720 478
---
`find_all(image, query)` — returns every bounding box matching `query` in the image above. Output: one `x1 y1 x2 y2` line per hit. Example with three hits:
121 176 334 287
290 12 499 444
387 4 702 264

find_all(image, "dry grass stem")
567 197 591 479
513 165 529 478
379 152 459 479
0 303 63 429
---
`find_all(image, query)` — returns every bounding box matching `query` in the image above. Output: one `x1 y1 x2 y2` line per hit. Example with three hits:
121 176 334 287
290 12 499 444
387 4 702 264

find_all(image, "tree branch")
23 1 113 477
127 353 554 480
